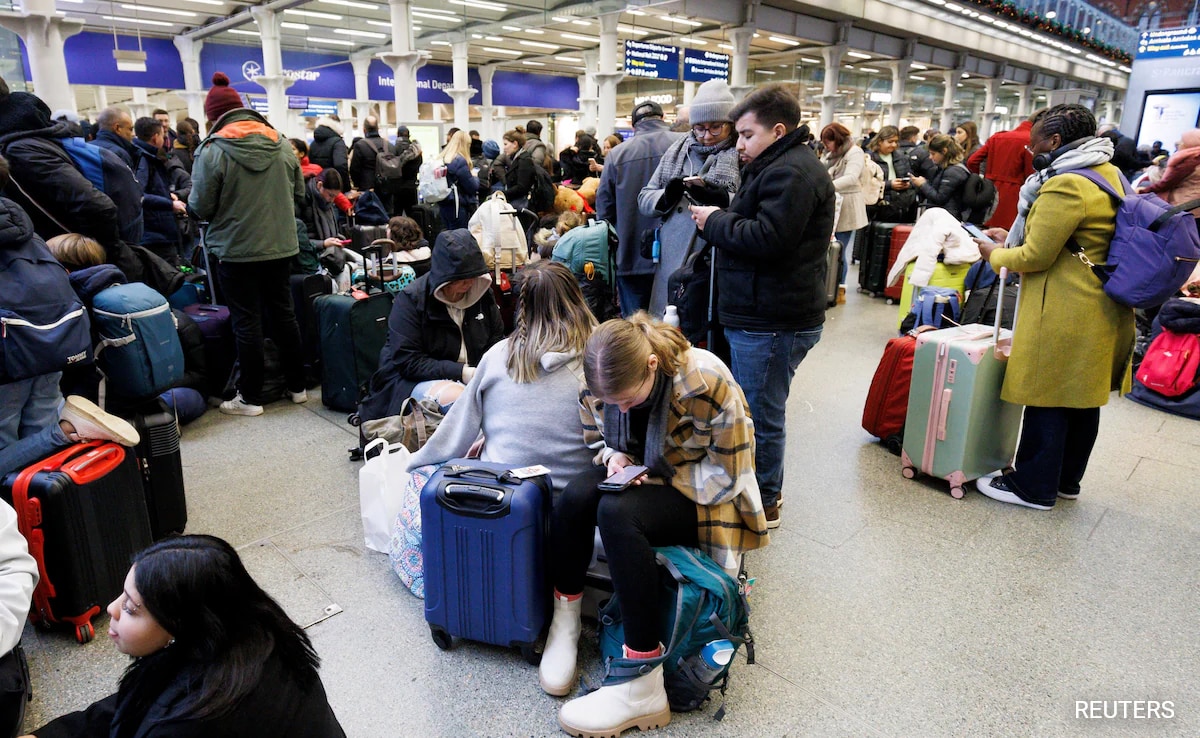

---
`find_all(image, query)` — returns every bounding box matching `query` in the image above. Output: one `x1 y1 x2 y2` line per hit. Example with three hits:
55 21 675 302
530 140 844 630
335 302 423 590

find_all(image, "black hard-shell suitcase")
407 203 444 244
350 224 388 254
314 289 393 412
859 222 899 296
126 397 187 540
1 442 153 643
290 273 335 386
422 460 551 664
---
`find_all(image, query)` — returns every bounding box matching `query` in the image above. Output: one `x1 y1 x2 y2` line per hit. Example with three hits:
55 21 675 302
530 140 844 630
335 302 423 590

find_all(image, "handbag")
358 437 411 552
360 397 444 453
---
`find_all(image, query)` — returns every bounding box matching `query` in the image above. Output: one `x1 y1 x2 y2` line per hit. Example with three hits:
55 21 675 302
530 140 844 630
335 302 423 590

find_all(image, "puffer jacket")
132 138 180 247
188 109 304 263
702 127 835 332
308 119 348 187
917 162 970 220
358 229 505 421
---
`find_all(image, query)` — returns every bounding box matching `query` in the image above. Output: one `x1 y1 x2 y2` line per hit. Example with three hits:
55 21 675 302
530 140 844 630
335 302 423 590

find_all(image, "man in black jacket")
691 84 835 527
392 126 423 216
132 117 186 264
93 107 139 169
308 115 349 189
349 115 391 213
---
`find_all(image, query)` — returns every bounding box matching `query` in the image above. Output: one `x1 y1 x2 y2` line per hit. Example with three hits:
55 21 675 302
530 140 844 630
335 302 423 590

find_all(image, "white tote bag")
358 438 411 552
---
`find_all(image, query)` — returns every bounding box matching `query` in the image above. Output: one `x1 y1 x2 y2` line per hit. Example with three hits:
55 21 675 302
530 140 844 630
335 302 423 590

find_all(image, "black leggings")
550 466 698 652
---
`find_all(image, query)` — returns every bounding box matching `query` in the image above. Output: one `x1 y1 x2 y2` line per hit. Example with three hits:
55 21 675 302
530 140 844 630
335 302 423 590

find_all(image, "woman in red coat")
966 116 1037 229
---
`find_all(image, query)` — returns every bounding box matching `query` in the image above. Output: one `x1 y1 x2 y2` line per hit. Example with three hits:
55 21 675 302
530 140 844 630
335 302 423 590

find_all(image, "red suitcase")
2 442 153 643
883 225 914 304
862 332 918 454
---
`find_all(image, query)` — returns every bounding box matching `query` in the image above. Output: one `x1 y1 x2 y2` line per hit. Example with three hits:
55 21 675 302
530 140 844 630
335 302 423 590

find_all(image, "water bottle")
663 305 680 329
691 639 735 684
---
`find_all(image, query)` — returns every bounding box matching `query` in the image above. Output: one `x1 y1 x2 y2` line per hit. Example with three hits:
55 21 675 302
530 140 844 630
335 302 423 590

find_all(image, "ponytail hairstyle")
583 312 690 400
506 261 596 383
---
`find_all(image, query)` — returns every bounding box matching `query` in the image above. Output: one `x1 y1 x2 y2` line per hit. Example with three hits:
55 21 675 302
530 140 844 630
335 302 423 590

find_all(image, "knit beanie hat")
204 72 244 123
482 139 500 159
688 79 735 126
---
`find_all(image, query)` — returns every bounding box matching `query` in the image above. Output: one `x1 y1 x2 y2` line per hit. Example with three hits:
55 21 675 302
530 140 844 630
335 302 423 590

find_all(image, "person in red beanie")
189 72 308 417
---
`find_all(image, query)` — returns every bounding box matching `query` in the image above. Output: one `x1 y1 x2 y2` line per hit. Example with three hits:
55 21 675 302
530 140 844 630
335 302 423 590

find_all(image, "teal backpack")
598 546 753 719
552 219 619 321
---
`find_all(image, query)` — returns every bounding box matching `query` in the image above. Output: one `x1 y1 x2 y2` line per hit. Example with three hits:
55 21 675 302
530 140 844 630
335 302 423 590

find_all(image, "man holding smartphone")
690 85 836 527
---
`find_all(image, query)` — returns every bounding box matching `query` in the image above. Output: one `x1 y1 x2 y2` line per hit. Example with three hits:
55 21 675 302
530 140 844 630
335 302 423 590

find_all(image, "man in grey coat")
595 101 682 316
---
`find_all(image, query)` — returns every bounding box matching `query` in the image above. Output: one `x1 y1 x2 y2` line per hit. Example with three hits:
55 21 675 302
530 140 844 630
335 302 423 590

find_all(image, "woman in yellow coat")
976 104 1135 510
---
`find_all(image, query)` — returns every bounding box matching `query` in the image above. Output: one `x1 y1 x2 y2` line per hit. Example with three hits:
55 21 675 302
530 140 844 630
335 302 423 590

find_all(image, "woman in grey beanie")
637 79 741 318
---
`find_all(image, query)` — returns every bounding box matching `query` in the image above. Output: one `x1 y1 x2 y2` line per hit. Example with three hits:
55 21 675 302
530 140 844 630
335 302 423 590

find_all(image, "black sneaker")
975 474 1054 511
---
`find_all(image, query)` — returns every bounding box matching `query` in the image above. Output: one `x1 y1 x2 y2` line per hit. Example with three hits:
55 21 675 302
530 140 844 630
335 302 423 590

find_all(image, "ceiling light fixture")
119 4 196 17
768 35 800 46
280 22 310 30
285 9 342 20
308 36 356 46
103 14 173 26
229 28 260 35
520 40 559 50
412 11 455 21
482 46 522 55
523 60 545 66
335 28 387 38
448 0 506 11
561 32 598 42
319 0 378 9
847 51 871 59
556 55 581 62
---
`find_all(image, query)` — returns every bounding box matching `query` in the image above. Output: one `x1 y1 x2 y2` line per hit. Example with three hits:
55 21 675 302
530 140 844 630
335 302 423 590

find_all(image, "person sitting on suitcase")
386 216 431 270
407 260 598 494
541 314 769 736
28 535 346 737
357 229 504 423
973 104 1134 510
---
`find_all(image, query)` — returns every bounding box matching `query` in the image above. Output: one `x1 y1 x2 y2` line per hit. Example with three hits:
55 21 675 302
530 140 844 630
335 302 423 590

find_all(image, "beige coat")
989 162 1135 408
823 145 869 232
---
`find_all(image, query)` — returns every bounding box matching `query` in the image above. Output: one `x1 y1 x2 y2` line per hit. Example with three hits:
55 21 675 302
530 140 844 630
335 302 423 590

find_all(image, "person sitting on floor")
541 314 770 736
357 229 505 423
386 216 432 267
27 535 345 738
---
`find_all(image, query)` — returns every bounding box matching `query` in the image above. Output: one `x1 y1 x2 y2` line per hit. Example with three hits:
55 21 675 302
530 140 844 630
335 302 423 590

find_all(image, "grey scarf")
602 372 675 480
1006 136 1114 246
656 134 740 191
306 178 340 241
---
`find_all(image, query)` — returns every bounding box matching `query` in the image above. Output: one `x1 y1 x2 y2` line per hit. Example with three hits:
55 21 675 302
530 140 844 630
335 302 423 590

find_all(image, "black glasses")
692 123 728 138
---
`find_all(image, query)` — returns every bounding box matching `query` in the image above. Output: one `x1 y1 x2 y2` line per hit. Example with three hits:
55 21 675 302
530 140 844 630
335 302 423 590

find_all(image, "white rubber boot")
557 664 670 738
539 594 582 696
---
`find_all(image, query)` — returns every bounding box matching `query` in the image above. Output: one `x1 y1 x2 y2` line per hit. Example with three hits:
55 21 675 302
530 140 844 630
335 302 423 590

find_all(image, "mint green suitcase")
900 322 1022 498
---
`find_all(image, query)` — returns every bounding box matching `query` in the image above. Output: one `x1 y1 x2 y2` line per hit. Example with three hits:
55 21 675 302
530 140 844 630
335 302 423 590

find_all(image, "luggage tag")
507 464 551 479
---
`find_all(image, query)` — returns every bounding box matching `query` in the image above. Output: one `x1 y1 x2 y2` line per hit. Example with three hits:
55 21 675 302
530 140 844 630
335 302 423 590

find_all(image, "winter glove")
655 178 685 212
684 179 730 208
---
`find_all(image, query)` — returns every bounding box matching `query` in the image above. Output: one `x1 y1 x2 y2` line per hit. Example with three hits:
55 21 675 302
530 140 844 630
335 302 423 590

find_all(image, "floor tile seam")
750 658 895 738
239 503 359 544
1085 507 1110 541
252 538 346 628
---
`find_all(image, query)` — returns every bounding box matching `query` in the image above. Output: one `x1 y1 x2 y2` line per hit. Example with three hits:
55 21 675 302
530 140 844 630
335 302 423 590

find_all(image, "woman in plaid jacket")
541 313 770 737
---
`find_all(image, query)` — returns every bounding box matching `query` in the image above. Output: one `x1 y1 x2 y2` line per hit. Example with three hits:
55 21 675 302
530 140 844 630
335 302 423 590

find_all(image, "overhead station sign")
625 40 679 80
1137 27 1200 59
683 50 730 83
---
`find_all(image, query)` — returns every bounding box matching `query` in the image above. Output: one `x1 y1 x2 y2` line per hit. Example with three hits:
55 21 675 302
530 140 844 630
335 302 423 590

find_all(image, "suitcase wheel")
75 622 95 644
949 485 965 500
901 464 916 480
885 297 896 305
347 413 361 427
519 643 542 667
430 626 453 651
883 435 903 456
348 447 364 462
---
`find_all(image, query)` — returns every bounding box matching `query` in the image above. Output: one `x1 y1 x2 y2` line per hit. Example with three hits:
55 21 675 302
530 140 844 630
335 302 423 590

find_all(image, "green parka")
188 109 304 263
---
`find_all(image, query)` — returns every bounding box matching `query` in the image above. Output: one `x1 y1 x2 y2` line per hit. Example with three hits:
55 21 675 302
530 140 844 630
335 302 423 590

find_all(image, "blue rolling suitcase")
421 460 551 664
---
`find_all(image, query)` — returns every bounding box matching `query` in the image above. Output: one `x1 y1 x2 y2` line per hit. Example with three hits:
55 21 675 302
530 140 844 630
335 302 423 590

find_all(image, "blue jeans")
0 373 70 479
724 327 823 508
835 230 855 286
616 274 654 318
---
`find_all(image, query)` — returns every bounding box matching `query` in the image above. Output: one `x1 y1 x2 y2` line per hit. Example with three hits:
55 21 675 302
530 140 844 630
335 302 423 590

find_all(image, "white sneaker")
59 396 140 446
290 389 308 404
219 394 264 417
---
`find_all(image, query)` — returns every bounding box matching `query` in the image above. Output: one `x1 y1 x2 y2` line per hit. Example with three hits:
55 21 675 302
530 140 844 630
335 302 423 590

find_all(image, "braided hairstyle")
1035 104 1096 144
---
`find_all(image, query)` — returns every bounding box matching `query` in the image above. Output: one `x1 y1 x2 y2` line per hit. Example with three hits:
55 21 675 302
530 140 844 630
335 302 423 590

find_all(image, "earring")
165 638 176 648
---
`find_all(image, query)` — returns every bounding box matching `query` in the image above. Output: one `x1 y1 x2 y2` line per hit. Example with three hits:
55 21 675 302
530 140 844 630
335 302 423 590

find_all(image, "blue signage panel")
368 62 577 110
1137 27 1200 59
288 96 310 110
301 99 341 117
200 43 354 99
55 32 185 90
683 50 729 83
625 40 679 80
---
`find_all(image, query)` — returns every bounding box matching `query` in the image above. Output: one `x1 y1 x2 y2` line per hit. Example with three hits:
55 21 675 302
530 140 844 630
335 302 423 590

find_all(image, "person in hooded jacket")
188 76 307 418
392 126 423 216
0 84 145 252
132 117 186 265
307 116 349 191
357 229 505 422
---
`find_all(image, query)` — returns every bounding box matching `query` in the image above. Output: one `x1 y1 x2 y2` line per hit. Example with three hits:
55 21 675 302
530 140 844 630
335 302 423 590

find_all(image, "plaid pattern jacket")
580 348 770 572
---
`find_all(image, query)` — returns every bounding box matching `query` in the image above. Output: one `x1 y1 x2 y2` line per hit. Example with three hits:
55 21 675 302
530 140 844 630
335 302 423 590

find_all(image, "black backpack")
959 168 997 225
372 139 407 186
529 164 557 213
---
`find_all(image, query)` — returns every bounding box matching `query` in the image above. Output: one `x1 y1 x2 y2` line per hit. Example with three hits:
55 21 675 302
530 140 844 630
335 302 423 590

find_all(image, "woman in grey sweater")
406 261 597 493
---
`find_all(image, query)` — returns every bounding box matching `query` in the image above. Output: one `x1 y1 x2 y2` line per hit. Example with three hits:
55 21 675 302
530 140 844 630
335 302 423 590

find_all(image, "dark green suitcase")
315 290 393 412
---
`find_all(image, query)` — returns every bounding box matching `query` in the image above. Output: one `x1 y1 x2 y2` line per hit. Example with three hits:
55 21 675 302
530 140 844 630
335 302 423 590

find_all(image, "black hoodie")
358 229 505 420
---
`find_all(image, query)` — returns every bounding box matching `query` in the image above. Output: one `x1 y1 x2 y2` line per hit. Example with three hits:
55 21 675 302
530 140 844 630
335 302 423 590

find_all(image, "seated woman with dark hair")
386 215 432 267
27 535 345 738
299 168 361 290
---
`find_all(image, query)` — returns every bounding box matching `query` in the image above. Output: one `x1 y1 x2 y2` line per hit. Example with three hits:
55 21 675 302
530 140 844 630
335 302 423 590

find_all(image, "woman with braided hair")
405 259 597 495
973 103 1135 511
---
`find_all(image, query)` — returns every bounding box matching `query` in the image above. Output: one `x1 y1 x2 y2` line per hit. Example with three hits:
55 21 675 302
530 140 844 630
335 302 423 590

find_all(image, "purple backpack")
1064 168 1200 309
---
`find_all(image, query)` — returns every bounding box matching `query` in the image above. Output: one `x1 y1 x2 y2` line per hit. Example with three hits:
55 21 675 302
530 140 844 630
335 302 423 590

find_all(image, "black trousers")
1008 406 1101 504
550 466 697 652
218 257 306 405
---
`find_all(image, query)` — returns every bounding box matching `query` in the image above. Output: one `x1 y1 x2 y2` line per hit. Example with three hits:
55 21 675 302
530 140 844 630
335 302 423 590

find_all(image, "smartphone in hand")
597 465 649 492
961 222 995 243
682 191 701 207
